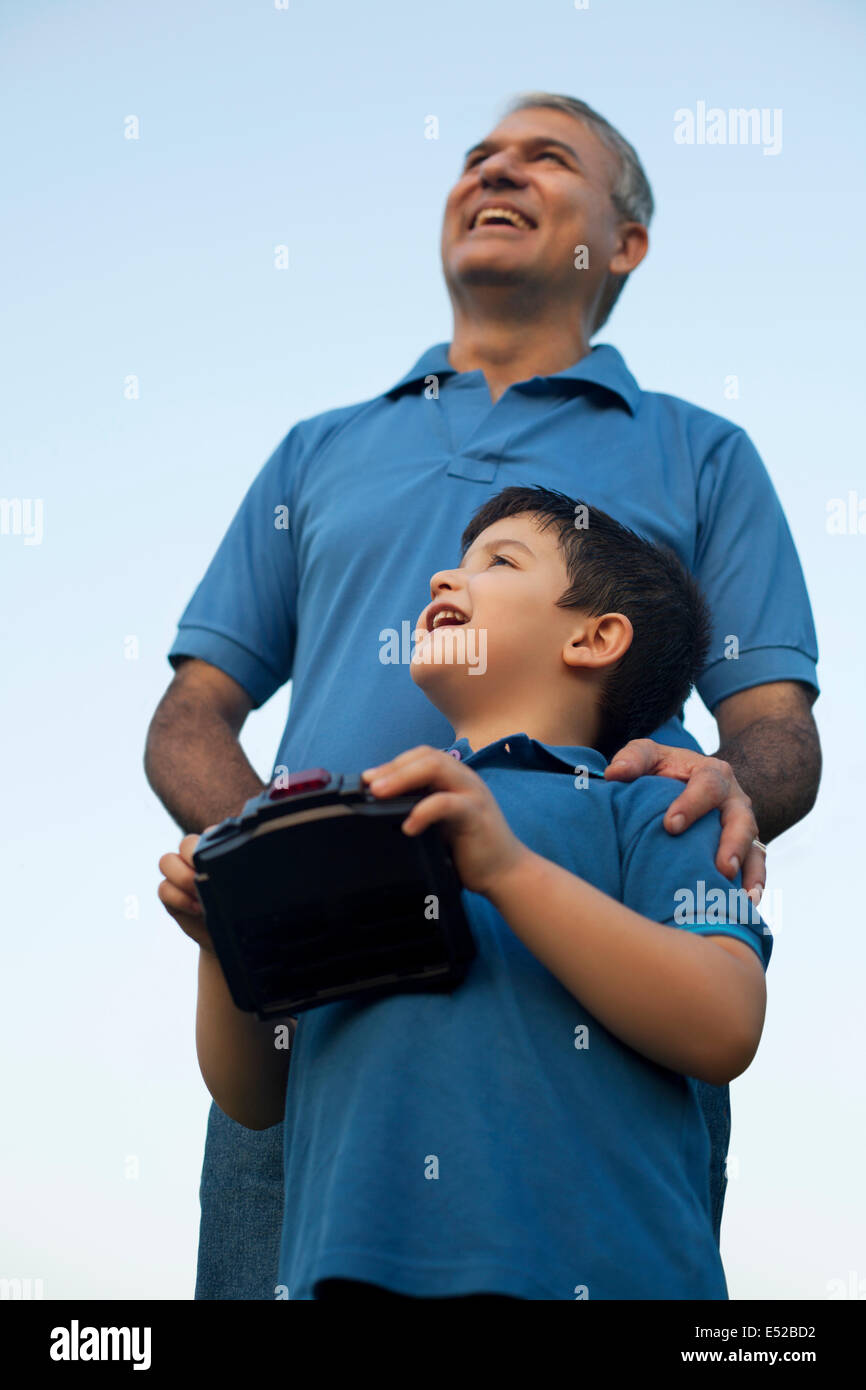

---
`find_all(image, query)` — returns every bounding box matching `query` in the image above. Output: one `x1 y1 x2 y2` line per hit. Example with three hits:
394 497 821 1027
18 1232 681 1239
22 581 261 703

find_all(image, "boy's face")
411 511 584 720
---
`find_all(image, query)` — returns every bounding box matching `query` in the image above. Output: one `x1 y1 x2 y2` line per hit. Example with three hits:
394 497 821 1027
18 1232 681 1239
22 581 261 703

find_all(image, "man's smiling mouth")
469 205 536 232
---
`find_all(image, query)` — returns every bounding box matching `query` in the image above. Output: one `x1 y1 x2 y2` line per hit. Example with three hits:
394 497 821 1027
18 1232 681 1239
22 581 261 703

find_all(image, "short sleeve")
167 428 303 708
693 428 819 712
619 797 772 972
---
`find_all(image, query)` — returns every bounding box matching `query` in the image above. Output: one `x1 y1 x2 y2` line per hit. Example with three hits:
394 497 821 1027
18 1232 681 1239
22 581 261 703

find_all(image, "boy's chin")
410 657 445 692
410 657 461 704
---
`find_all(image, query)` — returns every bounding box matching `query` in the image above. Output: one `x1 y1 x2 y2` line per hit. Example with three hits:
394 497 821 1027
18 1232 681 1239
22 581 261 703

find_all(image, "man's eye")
537 150 565 163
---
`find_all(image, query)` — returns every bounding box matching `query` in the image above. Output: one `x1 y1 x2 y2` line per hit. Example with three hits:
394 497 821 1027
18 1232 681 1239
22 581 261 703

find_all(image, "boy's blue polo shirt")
278 733 771 1300
167 341 818 782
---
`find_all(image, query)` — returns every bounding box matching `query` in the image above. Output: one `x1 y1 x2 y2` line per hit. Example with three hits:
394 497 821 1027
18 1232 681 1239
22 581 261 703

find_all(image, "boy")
159 484 769 1300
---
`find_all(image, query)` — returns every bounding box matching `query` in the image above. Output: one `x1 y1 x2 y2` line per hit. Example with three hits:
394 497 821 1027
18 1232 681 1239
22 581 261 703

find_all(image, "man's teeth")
473 207 533 230
431 609 467 629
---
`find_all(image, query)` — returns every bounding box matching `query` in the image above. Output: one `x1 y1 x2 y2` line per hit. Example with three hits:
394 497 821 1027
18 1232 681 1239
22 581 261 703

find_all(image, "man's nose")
478 151 526 187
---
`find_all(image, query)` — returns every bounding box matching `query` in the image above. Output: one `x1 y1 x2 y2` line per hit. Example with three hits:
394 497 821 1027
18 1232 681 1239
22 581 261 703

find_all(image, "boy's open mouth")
426 604 470 632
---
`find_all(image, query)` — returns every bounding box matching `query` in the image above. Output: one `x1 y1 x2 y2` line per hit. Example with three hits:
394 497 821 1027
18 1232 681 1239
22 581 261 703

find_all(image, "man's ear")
609 222 648 277
562 612 633 670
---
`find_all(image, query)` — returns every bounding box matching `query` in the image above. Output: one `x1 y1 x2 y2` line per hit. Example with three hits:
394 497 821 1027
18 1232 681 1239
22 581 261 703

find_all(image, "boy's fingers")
363 745 454 775
401 789 464 836
157 877 202 917
178 832 202 866
158 848 196 884
362 745 436 778
158 850 201 905
158 880 213 951
363 746 464 794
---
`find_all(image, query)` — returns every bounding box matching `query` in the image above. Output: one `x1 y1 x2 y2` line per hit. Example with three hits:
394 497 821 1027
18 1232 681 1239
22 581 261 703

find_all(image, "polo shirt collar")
443 731 609 779
383 341 640 416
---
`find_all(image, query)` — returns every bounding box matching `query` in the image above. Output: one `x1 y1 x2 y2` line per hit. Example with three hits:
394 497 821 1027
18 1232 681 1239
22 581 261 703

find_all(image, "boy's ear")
562 612 633 670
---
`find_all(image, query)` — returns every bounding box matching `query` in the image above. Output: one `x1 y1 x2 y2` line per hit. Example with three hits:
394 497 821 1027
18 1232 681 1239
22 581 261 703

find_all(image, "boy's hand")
362 746 529 898
158 831 216 953
604 740 765 902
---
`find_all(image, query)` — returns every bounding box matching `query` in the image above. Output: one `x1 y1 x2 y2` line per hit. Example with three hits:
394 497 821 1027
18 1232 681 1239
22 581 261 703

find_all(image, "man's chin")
449 260 531 287
445 240 540 282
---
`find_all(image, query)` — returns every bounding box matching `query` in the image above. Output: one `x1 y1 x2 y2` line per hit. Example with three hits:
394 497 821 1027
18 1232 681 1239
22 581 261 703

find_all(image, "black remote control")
192 768 476 1019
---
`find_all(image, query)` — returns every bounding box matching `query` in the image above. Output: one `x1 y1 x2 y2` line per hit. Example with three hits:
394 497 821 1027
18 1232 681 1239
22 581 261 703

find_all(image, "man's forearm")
715 712 821 843
485 848 765 1086
144 696 266 833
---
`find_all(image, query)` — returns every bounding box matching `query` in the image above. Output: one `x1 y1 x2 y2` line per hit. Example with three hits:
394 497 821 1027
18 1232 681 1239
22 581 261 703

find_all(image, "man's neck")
448 311 592 404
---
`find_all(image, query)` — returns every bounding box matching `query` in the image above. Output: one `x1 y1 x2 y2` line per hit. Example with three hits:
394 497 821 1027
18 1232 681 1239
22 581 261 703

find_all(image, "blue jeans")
194 1083 731 1300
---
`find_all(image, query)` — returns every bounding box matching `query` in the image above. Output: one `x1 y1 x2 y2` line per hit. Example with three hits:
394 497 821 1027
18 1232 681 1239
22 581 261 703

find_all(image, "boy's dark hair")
459 485 712 759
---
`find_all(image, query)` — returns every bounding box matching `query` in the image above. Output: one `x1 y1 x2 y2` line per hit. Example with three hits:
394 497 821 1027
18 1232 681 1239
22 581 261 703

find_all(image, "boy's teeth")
432 609 465 628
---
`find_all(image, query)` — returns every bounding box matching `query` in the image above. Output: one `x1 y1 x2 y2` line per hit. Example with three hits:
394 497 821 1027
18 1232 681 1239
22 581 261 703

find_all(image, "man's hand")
362 745 529 897
604 740 765 902
158 831 216 952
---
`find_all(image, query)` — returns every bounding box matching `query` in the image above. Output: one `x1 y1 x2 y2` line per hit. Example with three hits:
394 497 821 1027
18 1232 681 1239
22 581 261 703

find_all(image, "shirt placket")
426 377 537 484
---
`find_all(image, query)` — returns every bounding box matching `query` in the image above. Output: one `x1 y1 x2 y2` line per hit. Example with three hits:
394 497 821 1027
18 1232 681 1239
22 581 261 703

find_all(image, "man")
145 92 821 1300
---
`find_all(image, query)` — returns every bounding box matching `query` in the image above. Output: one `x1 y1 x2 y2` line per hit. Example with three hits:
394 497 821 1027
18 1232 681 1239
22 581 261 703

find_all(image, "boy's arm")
362 745 768 1087
159 835 294 1130
485 849 766 1086
196 948 294 1130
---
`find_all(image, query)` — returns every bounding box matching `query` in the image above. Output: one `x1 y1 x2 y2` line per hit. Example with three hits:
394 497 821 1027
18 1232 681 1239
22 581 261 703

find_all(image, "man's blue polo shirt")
278 733 771 1300
167 341 819 781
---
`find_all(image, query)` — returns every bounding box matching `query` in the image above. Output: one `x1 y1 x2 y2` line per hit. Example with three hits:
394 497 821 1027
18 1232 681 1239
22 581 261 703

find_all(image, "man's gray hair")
502 92 654 334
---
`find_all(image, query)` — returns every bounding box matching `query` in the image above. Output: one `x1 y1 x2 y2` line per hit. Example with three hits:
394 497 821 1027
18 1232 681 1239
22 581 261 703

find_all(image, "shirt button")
447 747 462 760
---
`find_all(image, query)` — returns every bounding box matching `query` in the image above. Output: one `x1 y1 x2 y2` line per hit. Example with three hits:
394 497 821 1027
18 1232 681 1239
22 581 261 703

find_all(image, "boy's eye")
488 554 514 567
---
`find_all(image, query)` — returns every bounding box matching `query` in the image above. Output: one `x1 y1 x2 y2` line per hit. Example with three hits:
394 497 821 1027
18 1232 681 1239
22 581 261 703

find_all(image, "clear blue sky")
2 0 864 1299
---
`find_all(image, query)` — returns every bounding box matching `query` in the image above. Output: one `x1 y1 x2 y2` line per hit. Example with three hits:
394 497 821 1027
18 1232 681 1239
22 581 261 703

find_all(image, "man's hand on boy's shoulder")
361 746 530 898
604 739 763 900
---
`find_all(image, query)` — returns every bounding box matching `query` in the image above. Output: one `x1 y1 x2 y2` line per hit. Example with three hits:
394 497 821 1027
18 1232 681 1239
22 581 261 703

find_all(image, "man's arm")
712 680 821 843
616 420 821 895
607 679 822 895
144 657 266 833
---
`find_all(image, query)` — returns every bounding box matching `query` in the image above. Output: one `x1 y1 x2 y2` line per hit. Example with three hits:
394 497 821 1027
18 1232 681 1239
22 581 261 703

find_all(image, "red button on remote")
268 768 331 800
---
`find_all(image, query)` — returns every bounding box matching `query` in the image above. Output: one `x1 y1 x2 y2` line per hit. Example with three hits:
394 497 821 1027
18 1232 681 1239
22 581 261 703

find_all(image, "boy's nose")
430 567 463 595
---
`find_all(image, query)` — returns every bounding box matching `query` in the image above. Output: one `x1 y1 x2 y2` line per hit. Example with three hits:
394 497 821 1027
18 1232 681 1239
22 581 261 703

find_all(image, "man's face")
411 512 578 709
441 107 622 308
